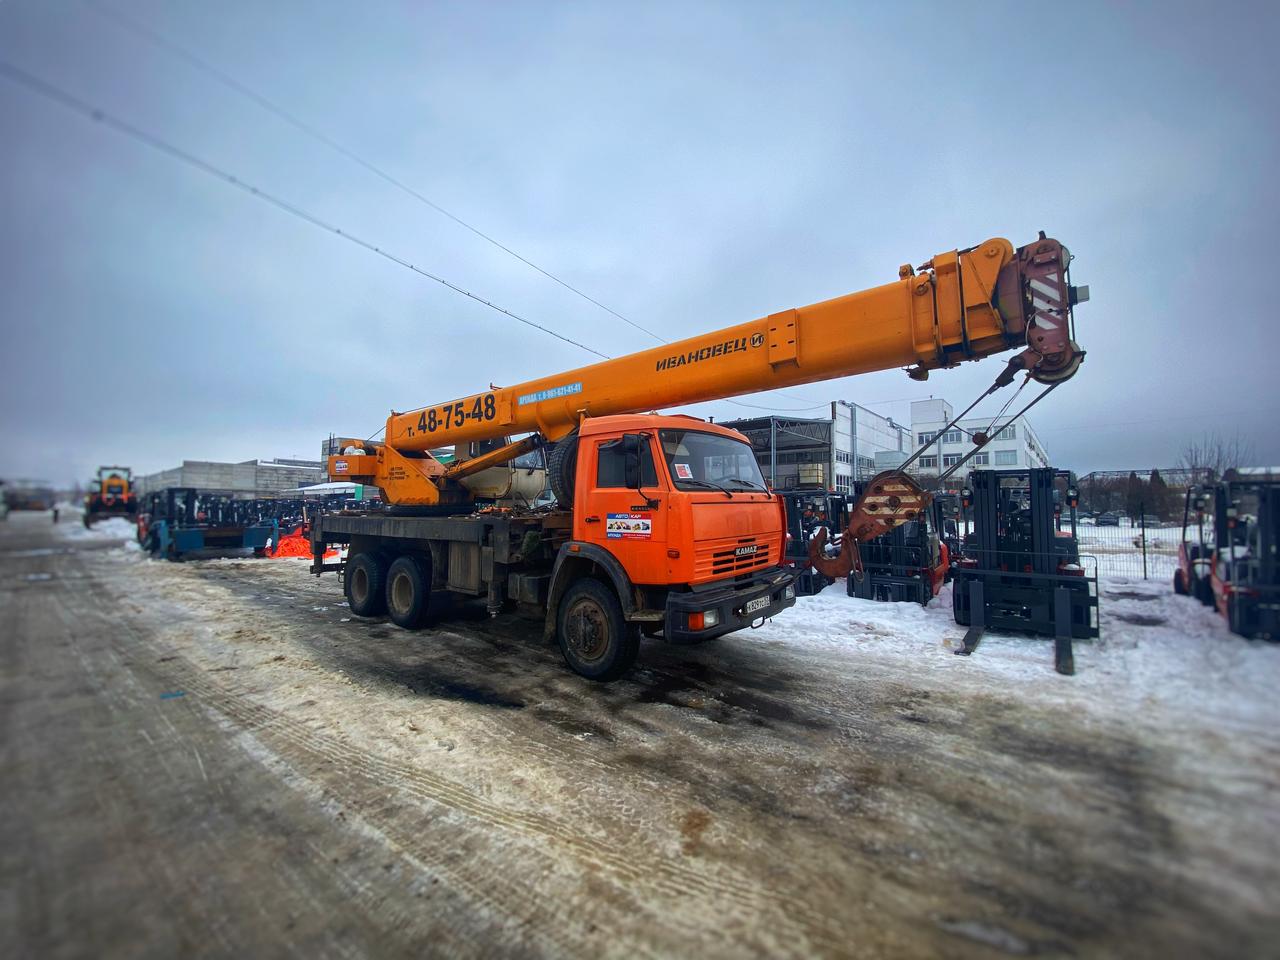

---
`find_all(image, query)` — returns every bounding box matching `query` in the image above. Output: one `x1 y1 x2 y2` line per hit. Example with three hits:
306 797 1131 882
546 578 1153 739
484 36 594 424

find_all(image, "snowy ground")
3 511 1277 958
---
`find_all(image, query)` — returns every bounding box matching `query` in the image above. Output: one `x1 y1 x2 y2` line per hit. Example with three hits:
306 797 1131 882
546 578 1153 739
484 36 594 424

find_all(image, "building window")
996 425 1016 441
943 430 963 444
995 450 1017 466
917 431 935 445
918 456 937 469
973 453 989 466
942 454 962 467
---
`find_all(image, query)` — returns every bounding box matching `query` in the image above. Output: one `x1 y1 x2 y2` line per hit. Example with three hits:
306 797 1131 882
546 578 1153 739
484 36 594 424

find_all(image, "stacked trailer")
951 468 1098 674
137 488 279 560
845 481 949 605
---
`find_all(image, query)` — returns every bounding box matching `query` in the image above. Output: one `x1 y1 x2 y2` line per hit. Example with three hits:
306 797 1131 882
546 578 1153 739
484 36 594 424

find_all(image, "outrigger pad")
808 471 932 579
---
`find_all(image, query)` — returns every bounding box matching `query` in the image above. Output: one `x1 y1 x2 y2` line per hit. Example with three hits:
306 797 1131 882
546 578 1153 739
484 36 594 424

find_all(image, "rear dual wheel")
345 551 433 629
386 556 432 629
345 552 387 617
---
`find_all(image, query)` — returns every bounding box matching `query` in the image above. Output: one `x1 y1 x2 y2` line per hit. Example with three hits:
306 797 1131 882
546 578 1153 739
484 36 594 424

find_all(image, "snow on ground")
57 516 137 541
754 576 1279 740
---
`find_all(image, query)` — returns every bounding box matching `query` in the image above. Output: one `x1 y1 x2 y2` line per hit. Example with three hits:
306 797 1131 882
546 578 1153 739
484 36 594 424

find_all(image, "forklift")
1175 469 1278 640
845 480 950 605
779 488 847 595
951 468 1098 674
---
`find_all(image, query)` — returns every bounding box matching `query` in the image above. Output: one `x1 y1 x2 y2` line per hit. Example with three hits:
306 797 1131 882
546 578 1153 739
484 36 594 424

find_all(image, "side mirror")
622 433 644 489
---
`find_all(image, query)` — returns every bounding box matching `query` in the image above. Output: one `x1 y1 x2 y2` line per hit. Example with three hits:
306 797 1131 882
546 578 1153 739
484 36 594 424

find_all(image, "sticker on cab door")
674 463 694 480
606 513 652 539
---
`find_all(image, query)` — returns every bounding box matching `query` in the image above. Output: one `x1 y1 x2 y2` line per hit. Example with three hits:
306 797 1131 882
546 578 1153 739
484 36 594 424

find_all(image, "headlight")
702 608 720 628
784 585 795 600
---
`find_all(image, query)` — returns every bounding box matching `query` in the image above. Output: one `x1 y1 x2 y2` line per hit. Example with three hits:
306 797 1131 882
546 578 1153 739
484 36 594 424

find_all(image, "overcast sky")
2 1 1277 486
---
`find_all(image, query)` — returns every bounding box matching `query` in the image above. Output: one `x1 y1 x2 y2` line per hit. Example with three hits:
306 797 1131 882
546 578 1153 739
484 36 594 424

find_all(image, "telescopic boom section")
330 234 1084 505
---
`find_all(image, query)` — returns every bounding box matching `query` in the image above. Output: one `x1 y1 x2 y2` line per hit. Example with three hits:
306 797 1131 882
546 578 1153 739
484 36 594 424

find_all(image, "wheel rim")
351 567 369 605
391 571 413 616
565 597 609 663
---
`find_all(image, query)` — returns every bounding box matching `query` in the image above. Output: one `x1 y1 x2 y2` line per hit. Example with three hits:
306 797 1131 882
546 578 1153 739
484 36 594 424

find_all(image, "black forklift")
951 468 1098 674
845 480 950 605
779 488 847 595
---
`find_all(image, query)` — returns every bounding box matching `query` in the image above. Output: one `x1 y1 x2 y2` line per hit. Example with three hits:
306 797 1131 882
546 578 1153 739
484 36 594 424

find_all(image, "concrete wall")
135 460 326 498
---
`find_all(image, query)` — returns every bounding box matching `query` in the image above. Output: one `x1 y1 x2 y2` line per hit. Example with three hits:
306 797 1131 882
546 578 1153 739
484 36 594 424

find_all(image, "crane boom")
330 234 1084 506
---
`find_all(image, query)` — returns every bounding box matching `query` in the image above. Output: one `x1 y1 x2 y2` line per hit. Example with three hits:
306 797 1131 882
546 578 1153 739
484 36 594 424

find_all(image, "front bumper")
663 566 797 644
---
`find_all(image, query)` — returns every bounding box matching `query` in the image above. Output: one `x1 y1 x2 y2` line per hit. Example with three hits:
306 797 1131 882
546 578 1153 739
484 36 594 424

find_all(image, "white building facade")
907 398 1049 480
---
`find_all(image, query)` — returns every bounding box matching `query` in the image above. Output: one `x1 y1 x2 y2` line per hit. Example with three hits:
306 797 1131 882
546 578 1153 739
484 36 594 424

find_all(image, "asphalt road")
2 511 1276 958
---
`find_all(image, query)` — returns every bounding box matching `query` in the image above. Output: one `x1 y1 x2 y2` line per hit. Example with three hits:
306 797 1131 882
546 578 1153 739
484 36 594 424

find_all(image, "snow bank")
58 517 137 541
751 576 1279 737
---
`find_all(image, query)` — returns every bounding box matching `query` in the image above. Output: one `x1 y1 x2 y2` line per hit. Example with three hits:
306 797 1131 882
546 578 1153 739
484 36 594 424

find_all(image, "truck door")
580 433 669 584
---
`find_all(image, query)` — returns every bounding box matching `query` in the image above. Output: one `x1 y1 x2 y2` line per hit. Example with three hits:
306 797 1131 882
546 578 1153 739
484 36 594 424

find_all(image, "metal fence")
950 513 1186 582
1073 517 1180 581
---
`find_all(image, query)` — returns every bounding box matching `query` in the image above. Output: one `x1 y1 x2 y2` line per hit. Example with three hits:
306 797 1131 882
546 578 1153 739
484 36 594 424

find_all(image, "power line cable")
80 0 830 411
82 0 666 344
0 60 609 361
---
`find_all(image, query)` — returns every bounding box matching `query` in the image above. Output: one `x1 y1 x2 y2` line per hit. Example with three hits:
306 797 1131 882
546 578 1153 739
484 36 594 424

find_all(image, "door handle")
584 516 600 523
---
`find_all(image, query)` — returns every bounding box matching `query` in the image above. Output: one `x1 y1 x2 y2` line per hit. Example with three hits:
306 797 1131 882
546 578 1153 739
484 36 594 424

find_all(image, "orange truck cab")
554 414 795 650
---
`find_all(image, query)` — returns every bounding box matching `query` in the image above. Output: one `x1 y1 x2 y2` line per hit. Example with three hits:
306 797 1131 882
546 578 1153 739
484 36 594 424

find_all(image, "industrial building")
134 458 327 499
722 401 910 493
907 398 1049 479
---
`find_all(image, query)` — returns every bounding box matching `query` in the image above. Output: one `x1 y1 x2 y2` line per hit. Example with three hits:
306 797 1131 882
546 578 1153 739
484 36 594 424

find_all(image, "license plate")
744 595 771 615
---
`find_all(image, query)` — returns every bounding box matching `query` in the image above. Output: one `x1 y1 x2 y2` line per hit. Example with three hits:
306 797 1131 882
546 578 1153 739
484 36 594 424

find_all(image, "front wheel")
556 579 640 682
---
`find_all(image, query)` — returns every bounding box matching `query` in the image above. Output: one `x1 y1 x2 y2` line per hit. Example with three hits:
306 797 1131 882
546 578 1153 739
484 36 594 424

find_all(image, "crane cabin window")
596 437 659 488
658 430 767 492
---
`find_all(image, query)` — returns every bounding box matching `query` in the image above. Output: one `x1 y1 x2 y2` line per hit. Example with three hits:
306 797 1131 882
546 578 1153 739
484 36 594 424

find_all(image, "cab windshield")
659 429 767 492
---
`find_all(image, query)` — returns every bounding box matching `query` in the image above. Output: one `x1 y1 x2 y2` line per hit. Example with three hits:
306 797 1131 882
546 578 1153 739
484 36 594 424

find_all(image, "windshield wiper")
724 478 766 491
679 478 733 498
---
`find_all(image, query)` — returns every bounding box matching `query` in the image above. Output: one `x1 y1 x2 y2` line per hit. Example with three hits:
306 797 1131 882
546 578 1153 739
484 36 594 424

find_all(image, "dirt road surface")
3 511 1277 958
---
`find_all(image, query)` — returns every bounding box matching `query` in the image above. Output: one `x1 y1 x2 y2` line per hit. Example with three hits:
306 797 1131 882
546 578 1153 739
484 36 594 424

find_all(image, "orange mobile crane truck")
312 233 1088 680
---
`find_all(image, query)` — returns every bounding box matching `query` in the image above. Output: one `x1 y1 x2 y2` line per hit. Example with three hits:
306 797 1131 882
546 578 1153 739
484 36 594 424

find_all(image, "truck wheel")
557 579 640 681
386 555 431 629
547 430 579 508
346 552 388 617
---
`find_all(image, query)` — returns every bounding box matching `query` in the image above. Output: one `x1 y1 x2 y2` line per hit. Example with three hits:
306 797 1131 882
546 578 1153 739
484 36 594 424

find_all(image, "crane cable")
0 60 611 362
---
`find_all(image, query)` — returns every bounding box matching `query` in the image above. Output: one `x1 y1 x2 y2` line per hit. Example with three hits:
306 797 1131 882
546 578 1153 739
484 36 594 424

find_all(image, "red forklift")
1174 470 1279 640
845 480 950 605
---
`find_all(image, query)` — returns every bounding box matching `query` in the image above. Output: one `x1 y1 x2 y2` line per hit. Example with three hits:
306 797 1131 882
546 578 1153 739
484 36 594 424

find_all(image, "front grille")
694 537 772 580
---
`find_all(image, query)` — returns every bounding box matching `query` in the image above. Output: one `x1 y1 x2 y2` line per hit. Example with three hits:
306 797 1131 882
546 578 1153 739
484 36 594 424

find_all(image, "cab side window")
596 438 659 488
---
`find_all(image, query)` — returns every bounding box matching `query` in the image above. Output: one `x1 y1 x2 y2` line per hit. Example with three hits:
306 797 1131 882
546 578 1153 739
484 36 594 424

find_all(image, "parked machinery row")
790 468 1097 674
135 488 307 560
1175 470 1278 640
